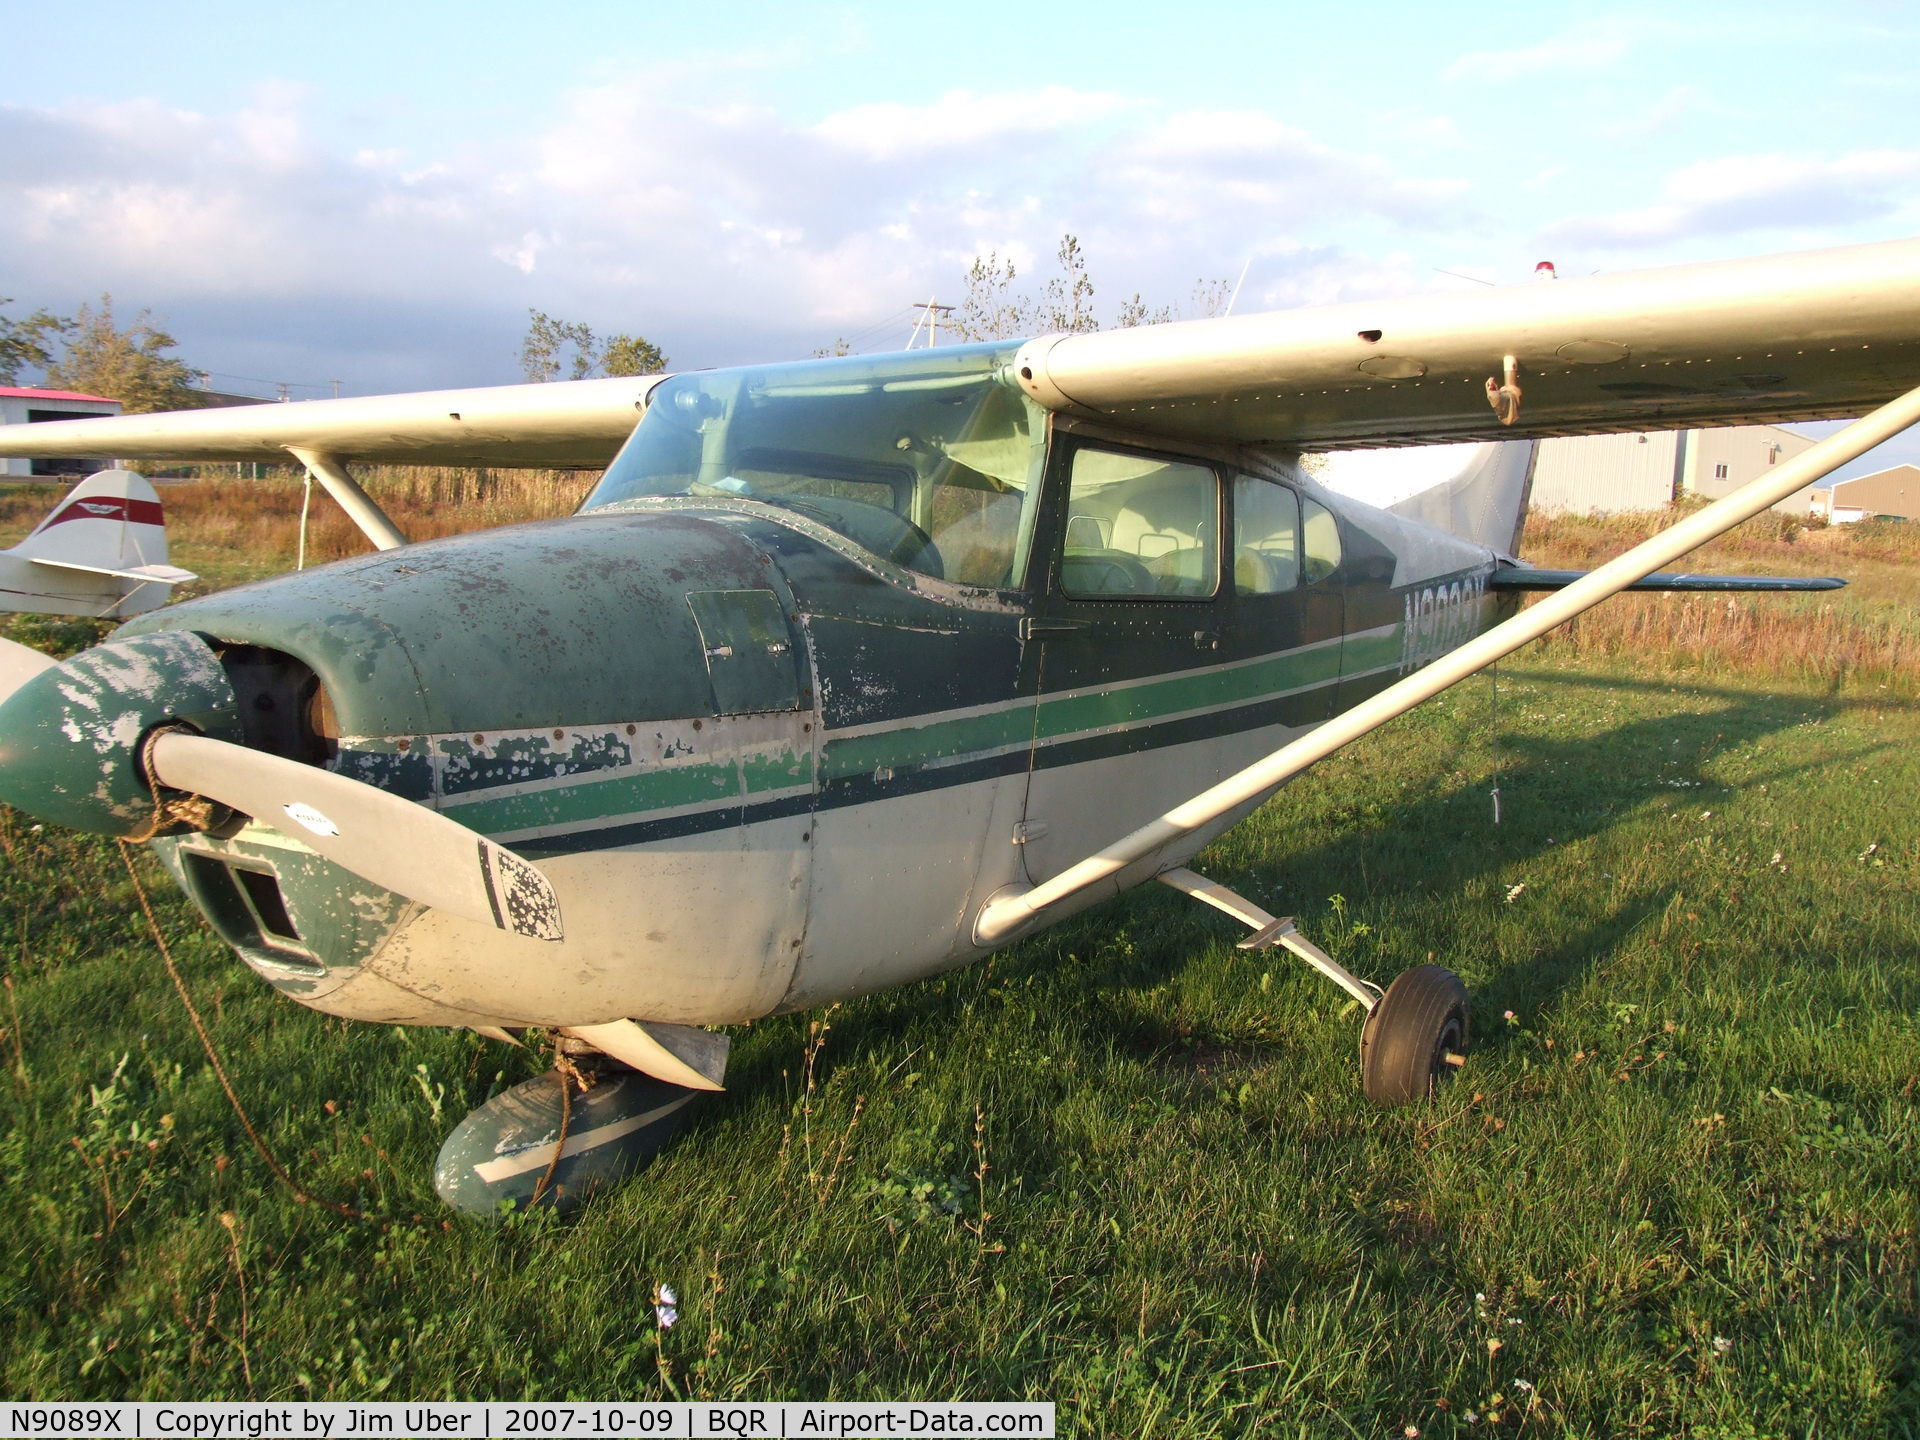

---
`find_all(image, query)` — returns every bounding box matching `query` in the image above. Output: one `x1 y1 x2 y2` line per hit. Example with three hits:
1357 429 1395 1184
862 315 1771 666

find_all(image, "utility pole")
330 379 342 399
907 297 955 349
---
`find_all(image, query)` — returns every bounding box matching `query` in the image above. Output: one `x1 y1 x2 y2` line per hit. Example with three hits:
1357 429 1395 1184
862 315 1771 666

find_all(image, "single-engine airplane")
0 468 196 618
0 238 1913 1214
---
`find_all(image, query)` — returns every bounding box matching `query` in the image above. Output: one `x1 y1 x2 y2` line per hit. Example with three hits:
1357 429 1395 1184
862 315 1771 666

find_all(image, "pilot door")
1017 443 1345 884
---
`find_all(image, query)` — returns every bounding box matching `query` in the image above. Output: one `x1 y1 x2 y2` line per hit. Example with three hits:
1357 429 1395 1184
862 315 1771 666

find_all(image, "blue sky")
4 1 1919 473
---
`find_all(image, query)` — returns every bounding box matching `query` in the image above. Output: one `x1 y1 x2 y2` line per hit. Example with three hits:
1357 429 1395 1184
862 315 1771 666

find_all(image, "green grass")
0 492 1914 1432
1 660 1913 1435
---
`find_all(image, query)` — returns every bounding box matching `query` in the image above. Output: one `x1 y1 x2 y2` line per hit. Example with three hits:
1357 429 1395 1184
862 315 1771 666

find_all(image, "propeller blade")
145 729 563 942
0 637 57 706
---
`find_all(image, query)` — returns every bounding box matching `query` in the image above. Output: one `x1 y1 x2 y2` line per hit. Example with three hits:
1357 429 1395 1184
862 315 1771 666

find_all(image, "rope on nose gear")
530 1043 589 1207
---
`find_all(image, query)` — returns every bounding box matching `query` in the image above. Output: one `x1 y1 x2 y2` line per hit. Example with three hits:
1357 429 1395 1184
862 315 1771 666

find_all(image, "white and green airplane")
0 238 1911 1213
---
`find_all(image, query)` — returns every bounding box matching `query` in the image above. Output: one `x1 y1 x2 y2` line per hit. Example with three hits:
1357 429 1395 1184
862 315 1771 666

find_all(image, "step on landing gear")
1158 868 1468 1107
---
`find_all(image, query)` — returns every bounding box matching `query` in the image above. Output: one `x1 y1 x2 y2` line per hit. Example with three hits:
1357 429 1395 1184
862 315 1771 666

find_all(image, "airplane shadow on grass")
724 678 1895 1097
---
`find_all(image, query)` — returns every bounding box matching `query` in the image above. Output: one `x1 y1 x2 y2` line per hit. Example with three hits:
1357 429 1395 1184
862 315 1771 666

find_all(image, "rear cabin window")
1061 447 1219 599
1302 495 1342 582
1232 476 1301 595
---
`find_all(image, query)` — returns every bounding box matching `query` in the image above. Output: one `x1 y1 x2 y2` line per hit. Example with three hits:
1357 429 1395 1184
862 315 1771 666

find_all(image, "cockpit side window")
1060 445 1220 600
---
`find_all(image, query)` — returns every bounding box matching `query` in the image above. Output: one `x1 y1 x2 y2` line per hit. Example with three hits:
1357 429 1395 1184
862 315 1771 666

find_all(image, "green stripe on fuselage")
1340 627 1401 675
1034 637 1346 743
441 749 813 833
820 705 1033 781
430 628 1406 840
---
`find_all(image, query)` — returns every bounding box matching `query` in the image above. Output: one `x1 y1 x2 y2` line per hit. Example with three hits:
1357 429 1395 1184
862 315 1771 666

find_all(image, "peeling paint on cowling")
0 631 241 836
437 728 634 796
330 740 435 802
121 511 794 738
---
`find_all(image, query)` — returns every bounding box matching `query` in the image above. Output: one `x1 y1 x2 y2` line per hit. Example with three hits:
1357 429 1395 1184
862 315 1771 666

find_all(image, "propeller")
0 630 562 942
143 729 562 941
0 636 56 706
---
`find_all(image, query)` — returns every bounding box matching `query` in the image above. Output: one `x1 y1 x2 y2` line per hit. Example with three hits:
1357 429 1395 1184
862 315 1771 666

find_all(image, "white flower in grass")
653 1282 678 1328
1504 883 1526 903
1464 1412 1480 1425
1513 1378 1533 1393
1713 1335 1732 1354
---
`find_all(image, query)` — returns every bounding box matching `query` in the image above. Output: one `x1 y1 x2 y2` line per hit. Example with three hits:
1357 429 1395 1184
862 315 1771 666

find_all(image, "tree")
520 310 666 381
601 332 668 377
951 253 1034 343
42 296 201 412
951 235 1230 340
1035 234 1097 335
0 299 72 385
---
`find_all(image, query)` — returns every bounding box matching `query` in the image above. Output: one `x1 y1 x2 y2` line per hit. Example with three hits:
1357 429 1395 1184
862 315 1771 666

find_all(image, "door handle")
1020 617 1092 640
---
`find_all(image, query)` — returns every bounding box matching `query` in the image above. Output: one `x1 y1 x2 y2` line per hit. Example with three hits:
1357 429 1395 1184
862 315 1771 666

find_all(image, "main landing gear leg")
1156 867 1469 1106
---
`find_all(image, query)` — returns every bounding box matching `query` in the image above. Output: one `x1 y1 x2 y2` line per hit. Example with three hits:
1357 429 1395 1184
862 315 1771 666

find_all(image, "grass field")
0 483 1913 1435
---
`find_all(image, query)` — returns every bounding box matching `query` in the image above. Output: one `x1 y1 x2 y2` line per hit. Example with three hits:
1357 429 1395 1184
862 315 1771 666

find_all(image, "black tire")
1360 964 1470 1107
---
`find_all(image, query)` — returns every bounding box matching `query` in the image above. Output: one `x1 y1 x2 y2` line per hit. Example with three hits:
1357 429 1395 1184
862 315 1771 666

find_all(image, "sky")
4 1 1919 476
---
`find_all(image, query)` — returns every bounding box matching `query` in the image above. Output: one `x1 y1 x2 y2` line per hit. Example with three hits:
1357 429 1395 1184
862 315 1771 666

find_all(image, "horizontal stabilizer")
1492 567 1845 592
27 557 197 584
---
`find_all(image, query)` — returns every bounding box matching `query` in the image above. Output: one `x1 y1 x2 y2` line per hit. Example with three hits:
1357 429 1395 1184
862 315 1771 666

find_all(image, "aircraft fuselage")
115 384 1507 1033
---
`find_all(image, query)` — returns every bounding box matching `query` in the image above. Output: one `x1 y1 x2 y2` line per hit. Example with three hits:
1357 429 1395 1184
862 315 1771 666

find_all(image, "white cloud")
1445 24 1635 83
19 68 1897 398
1545 148 1920 249
813 86 1130 161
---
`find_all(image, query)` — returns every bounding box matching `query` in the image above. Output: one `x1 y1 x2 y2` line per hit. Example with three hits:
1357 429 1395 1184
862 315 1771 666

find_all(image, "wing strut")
974 379 1920 948
285 447 407 551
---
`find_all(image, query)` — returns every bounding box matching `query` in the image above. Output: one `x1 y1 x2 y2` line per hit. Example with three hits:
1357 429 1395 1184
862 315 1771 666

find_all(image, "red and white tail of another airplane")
0 470 196 618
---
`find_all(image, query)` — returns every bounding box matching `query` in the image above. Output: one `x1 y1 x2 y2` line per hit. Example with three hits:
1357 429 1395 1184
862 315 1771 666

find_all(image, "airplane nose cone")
0 630 240 836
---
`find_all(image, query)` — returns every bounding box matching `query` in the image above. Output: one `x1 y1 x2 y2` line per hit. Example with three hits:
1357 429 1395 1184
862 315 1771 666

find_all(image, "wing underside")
1012 238 1920 449
2 239 1918 469
0 375 662 469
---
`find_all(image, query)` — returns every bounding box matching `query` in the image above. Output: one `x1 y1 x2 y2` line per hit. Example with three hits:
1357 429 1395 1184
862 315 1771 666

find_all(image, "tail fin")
1313 440 1537 557
7 470 195 615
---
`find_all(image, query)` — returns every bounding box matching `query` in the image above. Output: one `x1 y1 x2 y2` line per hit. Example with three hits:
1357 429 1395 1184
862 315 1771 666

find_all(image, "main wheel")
1360 964 1470 1107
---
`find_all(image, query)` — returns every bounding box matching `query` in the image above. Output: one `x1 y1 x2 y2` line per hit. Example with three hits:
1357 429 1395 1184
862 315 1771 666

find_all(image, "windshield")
581 343 1043 588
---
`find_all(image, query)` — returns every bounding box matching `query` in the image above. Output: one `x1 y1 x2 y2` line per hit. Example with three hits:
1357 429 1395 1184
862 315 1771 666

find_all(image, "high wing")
1009 237 1920 448
1 238 1917 470
0 375 662 469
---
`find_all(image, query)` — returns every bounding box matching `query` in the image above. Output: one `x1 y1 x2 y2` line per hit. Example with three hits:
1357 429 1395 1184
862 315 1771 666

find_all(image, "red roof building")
0 387 124 479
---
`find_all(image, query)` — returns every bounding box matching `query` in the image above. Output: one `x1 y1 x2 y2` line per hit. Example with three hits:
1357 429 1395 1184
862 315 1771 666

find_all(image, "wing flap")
0 375 663 469
1013 238 1920 449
